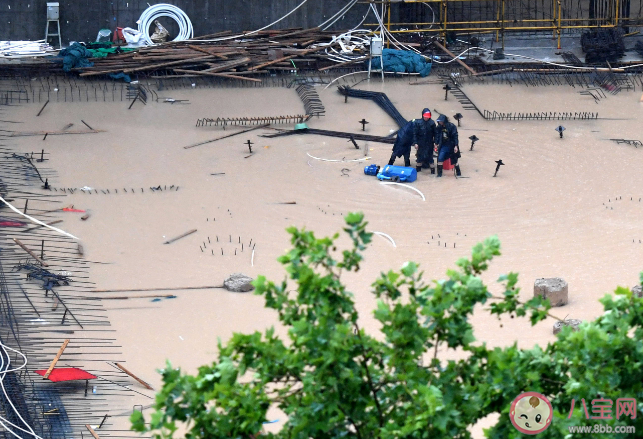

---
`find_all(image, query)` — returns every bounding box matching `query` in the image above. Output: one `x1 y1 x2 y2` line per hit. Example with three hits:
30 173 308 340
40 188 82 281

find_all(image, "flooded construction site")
1 0 643 437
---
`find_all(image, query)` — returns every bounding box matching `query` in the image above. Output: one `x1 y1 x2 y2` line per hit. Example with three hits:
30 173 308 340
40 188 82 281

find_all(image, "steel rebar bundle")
446 85 484 117
196 114 312 127
0 114 147 439
0 260 49 439
295 84 325 117
336 86 408 128
481 110 599 121
610 138 642 147
444 83 601 122
581 28 626 64
260 127 395 144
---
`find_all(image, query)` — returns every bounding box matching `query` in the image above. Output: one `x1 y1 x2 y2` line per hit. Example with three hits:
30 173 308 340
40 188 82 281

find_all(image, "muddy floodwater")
6 75 643 436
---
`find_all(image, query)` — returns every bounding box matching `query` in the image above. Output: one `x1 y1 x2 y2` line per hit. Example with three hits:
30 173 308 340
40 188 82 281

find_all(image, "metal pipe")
381 23 628 33
367 17 637 24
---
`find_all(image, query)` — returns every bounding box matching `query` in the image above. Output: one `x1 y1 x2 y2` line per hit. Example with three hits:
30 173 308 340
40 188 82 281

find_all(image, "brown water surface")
8 76 643 436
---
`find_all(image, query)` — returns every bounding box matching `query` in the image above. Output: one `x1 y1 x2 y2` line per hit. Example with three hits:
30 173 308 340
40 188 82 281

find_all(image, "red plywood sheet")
35 368 97 382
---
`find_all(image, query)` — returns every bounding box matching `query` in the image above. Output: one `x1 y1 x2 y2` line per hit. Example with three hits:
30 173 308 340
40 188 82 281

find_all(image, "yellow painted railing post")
552 0 557 40
502 0 506 50
442 0 448 42
557 0 562 49
387 0 391 48
496 0 501 42
358 0 625 38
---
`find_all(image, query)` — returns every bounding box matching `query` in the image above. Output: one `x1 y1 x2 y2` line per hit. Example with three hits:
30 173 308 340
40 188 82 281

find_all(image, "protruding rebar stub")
469 135 479 151
358 118 369 131
454 113 463 126
555 125 566 138
443 83 452 100
493 159 505 177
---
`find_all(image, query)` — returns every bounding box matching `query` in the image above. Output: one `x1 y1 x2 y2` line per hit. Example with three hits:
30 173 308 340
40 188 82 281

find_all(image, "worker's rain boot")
430 165 436 175
455 165 461 176
416 165 423 172
437 165 443 177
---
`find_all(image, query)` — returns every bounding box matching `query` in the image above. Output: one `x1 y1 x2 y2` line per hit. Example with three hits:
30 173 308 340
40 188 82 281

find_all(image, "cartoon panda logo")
510 392 553 435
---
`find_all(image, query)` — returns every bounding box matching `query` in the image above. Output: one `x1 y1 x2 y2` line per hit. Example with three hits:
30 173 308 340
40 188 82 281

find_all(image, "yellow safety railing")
362 0 640 49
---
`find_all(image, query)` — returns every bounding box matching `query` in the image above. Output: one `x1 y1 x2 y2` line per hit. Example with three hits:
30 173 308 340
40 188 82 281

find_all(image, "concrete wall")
7 1 638 47
0 0 369 45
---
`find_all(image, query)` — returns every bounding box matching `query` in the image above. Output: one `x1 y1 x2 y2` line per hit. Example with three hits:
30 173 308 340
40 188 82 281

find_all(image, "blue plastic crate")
364 164 380 176
376 165 417 183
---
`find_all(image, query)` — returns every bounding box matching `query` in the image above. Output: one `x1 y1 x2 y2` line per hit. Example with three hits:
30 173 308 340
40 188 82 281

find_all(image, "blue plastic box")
376 165 417 183
364 164 380 176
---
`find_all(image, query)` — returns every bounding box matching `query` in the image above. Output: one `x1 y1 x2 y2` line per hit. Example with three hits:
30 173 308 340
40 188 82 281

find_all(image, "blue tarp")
368 49 432 77
58 43 94 72
109 72 132 82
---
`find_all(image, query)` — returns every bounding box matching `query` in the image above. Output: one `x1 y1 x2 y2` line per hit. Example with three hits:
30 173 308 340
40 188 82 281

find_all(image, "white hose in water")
380 182 426 201
0 196 78 239
323 71 368 89
0 342 43 439
306 152 370 162
138 4 194 45
373 232 396 247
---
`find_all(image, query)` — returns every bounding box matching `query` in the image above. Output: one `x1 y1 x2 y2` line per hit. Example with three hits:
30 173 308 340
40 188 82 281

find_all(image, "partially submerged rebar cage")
366 0 643 49
0 118 137 438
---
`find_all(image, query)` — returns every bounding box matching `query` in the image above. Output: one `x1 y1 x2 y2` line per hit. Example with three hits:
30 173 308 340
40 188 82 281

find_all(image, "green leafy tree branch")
132 213 643 439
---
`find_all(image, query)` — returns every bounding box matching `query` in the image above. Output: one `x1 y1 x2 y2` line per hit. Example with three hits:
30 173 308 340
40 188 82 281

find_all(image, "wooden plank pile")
75 27 365 81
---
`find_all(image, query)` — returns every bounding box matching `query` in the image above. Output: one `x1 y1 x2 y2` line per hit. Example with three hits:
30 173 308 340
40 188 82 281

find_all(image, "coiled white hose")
321 29 372 63
138 4 194 45
0 342 43 439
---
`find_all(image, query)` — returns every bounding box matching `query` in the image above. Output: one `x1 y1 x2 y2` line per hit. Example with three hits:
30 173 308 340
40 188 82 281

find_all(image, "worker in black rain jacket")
434 114 461 177
412 108 437 174
388 119 415 167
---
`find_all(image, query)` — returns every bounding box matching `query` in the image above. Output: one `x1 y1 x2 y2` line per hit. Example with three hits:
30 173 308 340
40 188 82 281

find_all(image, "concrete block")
534 277 568 307
224 273 254 293
633 285 642 298
553 319 581 335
